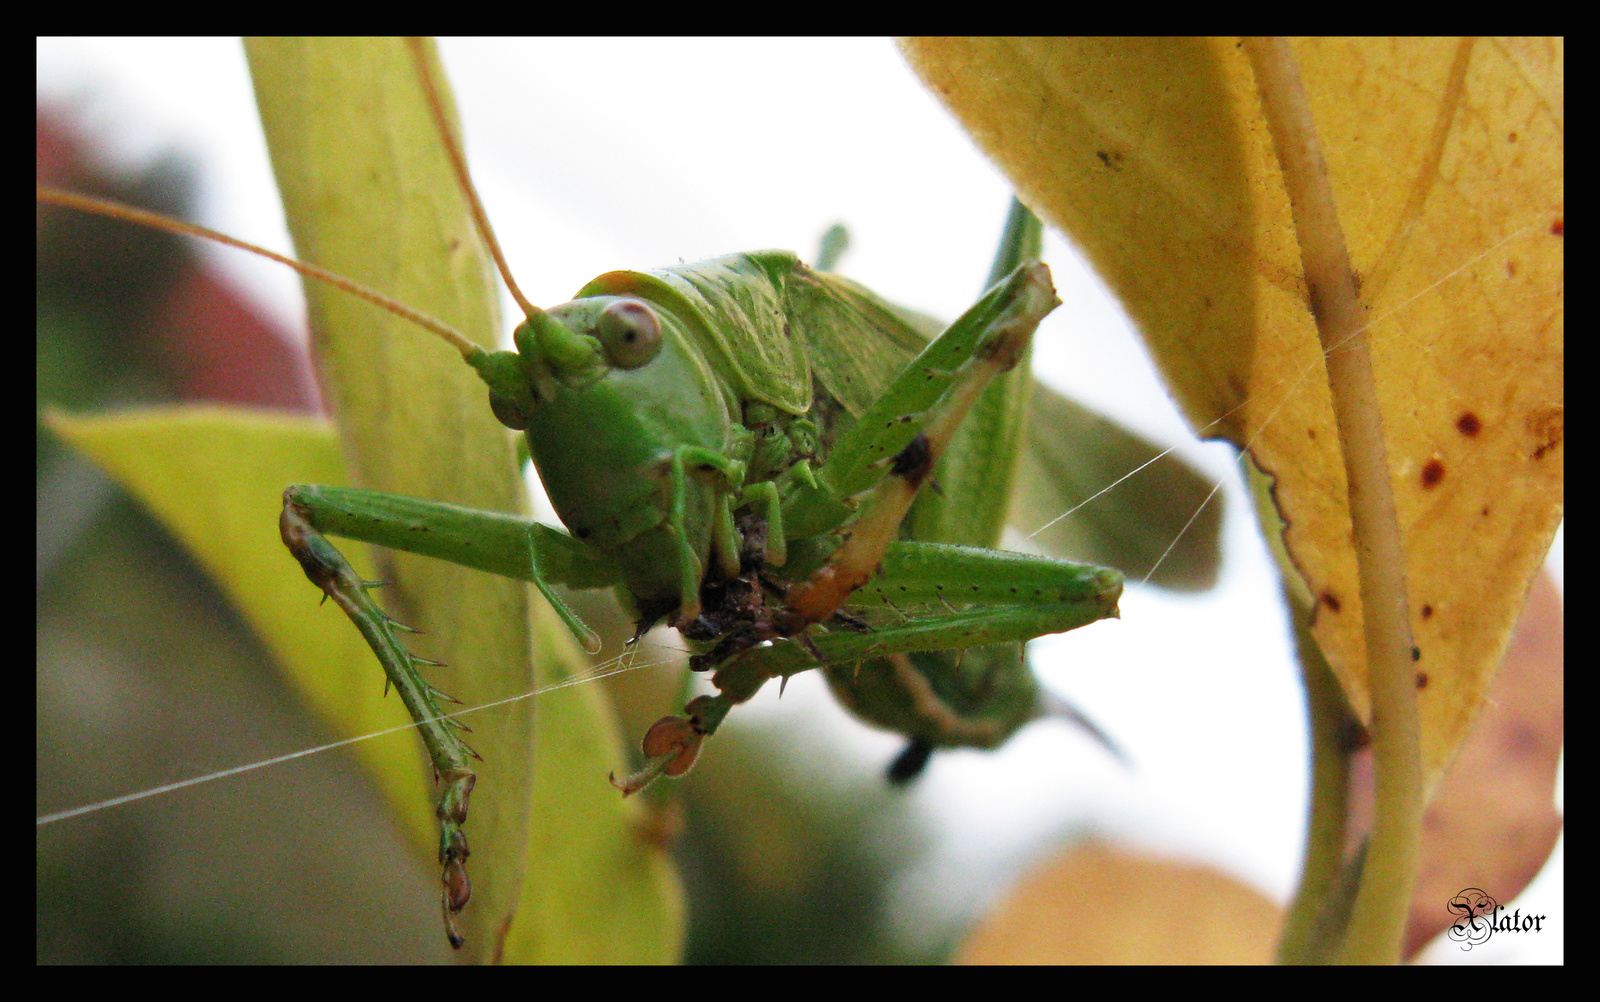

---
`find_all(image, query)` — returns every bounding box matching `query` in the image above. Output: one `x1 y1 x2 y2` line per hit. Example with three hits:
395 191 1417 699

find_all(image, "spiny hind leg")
781 262 1060 628
682 262 1062 676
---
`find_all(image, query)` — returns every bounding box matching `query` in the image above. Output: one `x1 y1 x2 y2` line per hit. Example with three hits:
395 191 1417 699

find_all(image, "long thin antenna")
405 37 543 322
37 185 485 361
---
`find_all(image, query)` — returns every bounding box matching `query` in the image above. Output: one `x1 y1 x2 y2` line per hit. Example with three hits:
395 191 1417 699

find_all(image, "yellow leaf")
1402 573 1563 958
958 843 1282 964
901 37 1563 786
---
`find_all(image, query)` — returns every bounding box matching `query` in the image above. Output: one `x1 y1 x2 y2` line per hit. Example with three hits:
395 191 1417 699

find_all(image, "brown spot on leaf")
1320 590 1342 614
1456 412 1482 437
1420 458 1446 488
1095 149 1124 171
1527 405 1563 459
1550 216 1563 236
1421 604 1434 619
1415 670 1429 689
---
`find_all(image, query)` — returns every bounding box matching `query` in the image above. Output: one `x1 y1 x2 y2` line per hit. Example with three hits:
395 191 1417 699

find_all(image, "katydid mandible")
39 41 1124 950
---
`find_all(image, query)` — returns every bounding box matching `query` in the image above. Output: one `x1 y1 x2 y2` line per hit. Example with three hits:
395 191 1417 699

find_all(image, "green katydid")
260 37 1129 948
37 41 1222 960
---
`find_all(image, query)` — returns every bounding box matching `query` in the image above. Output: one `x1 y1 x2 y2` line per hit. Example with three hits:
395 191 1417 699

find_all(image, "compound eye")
594 299 663 369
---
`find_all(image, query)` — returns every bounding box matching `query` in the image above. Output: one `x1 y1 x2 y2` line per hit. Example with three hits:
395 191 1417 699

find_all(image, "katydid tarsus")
37 41 1241 960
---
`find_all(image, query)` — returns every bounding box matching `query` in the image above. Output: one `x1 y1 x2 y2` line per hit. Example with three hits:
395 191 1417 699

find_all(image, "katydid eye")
594 299 663 369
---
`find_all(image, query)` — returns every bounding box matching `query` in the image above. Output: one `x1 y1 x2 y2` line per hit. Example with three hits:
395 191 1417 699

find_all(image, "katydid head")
468 286 744 626
470 297 676 426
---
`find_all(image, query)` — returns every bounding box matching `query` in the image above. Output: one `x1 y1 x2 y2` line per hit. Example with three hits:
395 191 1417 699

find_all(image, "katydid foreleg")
276 479 640 945
279 499 477 946
781 262 1053 622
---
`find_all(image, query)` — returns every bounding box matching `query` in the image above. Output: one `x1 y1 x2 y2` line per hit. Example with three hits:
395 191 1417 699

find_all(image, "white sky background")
38 38 1561 962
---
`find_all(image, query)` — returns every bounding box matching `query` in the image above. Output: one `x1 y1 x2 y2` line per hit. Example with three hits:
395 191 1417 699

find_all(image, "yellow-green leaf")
47 407 435 848
247 37 540 958
243 37 680 963
47 401 683 962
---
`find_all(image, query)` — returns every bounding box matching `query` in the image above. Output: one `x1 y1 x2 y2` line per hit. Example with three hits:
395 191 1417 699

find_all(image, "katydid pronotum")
34 41 1235 960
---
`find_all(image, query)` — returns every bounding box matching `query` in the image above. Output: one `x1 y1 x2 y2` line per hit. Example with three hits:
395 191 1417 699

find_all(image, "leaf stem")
1276 585 1359 963
1244 37 1422 964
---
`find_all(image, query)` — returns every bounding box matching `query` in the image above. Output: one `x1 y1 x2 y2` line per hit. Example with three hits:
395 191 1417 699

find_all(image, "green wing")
578 252 929 420
585 251 1221 589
